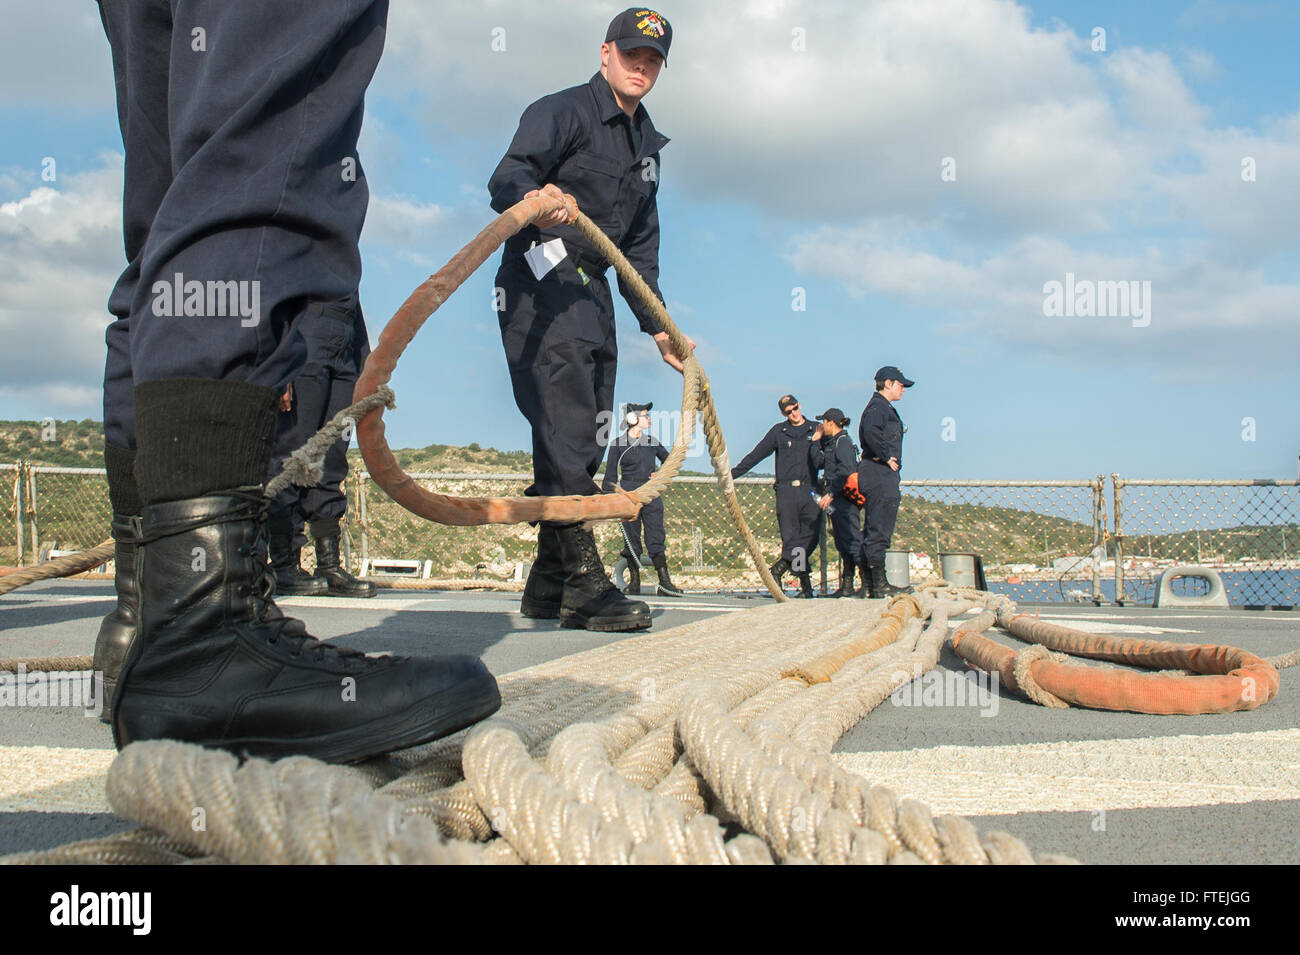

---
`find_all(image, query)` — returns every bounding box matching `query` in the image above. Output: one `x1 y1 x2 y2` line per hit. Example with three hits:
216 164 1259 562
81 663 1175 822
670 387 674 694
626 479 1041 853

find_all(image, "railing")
3 462 1296 607
1113 477 1299 608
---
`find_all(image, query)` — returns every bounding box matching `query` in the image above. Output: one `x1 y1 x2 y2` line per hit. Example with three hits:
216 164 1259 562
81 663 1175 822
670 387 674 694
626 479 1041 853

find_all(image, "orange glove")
842 471 866 506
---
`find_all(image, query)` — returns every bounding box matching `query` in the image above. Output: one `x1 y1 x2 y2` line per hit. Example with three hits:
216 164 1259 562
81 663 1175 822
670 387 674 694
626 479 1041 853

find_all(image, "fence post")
1091 475 1104 605
357 471 369 570
1112 473 1125 606
13 462 25 567
27 464 39 560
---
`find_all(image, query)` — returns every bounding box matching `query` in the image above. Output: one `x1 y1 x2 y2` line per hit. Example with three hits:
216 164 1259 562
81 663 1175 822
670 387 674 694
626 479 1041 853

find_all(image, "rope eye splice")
348 189 785 598
948 596 1281 715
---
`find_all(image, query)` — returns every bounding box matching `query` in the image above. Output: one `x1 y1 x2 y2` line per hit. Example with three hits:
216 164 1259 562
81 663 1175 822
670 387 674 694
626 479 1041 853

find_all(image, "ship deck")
2 581 1296 864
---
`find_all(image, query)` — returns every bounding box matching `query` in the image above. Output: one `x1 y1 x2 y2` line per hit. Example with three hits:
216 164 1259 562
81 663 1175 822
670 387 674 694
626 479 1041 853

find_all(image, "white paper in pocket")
524 237 568 280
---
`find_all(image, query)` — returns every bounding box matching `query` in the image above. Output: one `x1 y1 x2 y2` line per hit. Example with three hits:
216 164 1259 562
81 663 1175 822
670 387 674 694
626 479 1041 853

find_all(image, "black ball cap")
605 8 672 64
778 394 798 412
816 408 849 426
875 366 915 387
626 401 653 413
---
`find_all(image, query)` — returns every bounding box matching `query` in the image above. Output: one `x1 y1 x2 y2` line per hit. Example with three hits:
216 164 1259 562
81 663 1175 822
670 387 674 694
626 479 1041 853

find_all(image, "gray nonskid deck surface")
1 581 1296 862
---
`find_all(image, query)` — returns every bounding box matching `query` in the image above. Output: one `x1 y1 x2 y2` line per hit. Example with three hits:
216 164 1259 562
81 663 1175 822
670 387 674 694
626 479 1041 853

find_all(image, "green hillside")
7 420 1291 586
0 419 106 467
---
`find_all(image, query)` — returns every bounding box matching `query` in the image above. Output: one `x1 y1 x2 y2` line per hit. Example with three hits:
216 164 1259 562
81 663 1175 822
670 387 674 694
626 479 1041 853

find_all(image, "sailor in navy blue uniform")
602 401 681 596
858 366 915 598
731 394 824 597
489 8 693 632
811 408 864 597
266 298 374 599
90 0 502 762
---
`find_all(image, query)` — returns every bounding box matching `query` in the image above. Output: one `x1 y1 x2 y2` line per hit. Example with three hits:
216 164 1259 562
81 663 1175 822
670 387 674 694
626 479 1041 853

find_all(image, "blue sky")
0 0 1297 481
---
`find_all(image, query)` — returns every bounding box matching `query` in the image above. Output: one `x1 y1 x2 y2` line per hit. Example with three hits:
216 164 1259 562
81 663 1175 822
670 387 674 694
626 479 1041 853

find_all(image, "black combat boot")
622 547 642 595
829 558 856 598
93 443 142 722
769 557 791 583
555 524 651 632
113 489 500 762
866 559 913 599
651 552 682 597
311 526 375 597
115 378 500 763
93 514 142 722
793 571 816 598
521 523 564 618
270 521 329 596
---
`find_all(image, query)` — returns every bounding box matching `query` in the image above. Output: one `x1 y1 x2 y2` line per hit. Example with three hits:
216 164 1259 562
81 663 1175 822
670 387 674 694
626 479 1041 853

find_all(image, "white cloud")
362 194 450 247
1182 48 1221 81
0 156 126 418
1102 48 1208 134
785 226 1300 374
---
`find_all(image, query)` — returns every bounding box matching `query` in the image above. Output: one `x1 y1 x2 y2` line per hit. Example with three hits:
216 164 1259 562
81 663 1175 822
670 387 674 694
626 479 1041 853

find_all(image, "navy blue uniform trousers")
775 485 822 569
497 255 618 498
829 500 865 562
622 498 665 559
858 463 901 563
98 0 387 449
267 300 368 547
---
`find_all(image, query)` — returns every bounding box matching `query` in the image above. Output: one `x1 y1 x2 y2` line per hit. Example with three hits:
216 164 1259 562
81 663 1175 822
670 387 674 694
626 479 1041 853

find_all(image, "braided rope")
264 387 395 499
1265 648 1300 669
5 593 1089 866
0 656 94 674
0 541 113 597
1011 645 1073 709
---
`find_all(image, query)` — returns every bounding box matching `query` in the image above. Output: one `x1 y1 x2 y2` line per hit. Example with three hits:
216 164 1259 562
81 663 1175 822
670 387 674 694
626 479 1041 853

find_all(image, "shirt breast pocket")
565 151 624 218
628 157 657 196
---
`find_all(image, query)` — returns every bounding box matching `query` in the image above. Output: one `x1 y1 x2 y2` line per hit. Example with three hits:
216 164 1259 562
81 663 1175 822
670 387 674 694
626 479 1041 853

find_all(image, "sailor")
91 0 499 761
602 401 682 596
858 366 915 598
489 7 694 632
731 394 823 598
266 298 376 598
812 408 864 597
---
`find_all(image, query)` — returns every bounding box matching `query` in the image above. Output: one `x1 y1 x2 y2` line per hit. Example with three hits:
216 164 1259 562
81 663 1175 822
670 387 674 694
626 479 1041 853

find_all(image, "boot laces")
575 531 618 594
245 500 373 669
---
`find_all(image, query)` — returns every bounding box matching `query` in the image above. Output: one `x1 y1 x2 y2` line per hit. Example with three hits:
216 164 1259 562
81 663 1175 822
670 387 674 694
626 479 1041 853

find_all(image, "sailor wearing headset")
601 401 682 596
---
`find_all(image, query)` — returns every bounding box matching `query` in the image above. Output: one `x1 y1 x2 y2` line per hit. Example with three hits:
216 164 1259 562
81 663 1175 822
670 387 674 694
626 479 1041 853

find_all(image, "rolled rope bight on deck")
1 586 1291 865
0 193 1294 864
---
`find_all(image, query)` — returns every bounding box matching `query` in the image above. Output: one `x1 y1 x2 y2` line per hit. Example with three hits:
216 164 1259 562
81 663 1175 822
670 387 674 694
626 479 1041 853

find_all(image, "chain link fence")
1 463 20 567
892 479 1105 603
1114 477 1300 608
4 462 1296 608
345 473 787 589
2 465 113 567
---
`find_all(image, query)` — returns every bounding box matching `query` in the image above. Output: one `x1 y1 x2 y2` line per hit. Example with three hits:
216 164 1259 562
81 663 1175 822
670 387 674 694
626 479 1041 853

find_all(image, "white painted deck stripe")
4 729 1296 818
833 729 1300 816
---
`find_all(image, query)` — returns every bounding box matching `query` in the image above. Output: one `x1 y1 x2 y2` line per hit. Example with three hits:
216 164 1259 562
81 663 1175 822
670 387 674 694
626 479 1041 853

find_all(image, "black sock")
103 441 142 516
133 378 278 505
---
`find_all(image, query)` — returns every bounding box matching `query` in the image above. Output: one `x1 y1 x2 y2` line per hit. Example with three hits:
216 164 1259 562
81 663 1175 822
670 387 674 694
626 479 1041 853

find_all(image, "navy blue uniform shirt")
814 430 859 495
859 392 905 470
731 418 821 484
602 432 670 490
488 72 669 335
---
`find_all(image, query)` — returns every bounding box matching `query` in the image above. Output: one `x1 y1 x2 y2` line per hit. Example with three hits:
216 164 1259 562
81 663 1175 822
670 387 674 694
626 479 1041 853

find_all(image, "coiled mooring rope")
4 587 1084 865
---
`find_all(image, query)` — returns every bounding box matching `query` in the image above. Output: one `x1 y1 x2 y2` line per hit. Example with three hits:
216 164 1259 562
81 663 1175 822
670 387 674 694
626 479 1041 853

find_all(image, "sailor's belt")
777 480 804 487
